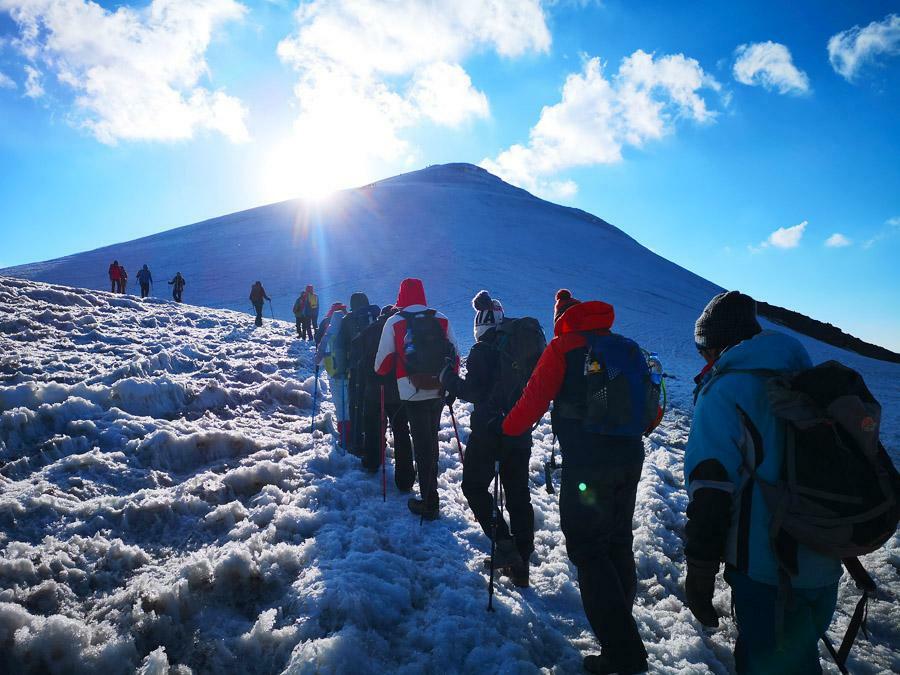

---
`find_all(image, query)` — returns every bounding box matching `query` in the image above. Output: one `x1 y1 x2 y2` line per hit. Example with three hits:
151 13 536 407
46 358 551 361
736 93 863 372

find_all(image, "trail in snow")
0 277 897 674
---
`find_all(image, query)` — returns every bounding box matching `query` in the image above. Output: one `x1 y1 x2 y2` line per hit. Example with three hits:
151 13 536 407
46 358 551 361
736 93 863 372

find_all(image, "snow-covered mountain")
0 277 897 674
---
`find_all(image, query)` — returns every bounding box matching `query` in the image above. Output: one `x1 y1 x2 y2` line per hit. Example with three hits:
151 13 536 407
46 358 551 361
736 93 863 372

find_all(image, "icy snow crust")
1 277 898 674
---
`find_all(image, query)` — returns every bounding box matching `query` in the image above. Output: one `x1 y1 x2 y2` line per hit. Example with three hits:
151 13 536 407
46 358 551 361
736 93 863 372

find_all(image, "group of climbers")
305 279 896 675
104 261 185 302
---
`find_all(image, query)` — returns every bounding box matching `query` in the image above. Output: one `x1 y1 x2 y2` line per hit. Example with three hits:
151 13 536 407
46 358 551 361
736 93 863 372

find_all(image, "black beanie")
694 291 762 350
472 290 493 311
350 292 369 312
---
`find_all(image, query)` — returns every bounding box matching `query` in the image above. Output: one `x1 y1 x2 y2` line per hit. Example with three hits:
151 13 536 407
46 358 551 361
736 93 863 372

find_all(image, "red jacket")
502 300 615 436
109 264 121 281
374 278 458 401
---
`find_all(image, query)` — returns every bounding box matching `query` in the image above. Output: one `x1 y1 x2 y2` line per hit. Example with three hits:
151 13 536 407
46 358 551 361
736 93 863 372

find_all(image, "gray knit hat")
694 291 762 350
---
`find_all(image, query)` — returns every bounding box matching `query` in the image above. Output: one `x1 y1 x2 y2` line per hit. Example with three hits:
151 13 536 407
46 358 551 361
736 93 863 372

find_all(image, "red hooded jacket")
502 300 615 436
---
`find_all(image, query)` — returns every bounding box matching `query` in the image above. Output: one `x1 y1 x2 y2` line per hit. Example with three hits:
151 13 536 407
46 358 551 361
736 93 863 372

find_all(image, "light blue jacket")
686 331 843 589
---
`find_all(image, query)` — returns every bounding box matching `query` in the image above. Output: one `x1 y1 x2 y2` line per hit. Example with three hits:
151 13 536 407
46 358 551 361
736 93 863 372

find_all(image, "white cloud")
733 41 810 95
23 64 43 98
863 216 900 248
1 0 249 144
481 50 720 199
0 70 15 89
828 13 900 81
752 220 807 252
408 62 489 127
273 0 549 194
825 233 851 248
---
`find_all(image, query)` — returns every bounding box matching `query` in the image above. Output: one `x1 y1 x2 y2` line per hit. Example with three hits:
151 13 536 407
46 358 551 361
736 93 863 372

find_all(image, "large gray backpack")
739 361 899 673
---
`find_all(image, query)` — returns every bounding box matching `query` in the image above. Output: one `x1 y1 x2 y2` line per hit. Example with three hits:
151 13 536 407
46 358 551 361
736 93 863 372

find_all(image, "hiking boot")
583 654 648 674
482 541 529 587
407 498 439 521
492 540 525 569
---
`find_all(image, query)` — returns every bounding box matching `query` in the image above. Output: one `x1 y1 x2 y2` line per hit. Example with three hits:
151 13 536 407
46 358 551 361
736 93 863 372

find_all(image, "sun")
257 139 353 203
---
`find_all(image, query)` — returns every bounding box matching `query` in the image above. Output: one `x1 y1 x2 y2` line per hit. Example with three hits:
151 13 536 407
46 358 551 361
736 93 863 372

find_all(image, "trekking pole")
544 434 557 495
448 402 464 464
488 460 500 612
309 365 320 434
268 299 275 319
381 385 387 502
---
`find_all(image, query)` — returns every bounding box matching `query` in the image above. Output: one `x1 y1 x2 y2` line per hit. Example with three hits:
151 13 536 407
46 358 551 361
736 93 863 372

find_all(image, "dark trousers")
462 429 534 560
173 289 182 302
560 459 647 667
253 302 263 326
140 283 150 298
726 567 837 675
110 279 117 292
348 371 365 455
406 398 443 508
300 317 314 340
295 318 303 337
386 399 414 490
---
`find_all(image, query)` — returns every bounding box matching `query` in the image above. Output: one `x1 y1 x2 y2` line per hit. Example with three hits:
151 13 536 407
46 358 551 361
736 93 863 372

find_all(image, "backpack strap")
821 557 876 673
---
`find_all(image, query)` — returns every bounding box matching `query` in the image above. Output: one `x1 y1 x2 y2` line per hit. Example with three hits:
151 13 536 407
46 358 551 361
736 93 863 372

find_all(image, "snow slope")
1 278 898 674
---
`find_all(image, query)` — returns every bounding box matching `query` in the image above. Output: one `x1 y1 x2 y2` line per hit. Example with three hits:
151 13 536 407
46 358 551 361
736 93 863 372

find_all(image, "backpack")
582 334 661 436
491 317 547 412
400 310 452 391
735 361 898 672
320 312 346 377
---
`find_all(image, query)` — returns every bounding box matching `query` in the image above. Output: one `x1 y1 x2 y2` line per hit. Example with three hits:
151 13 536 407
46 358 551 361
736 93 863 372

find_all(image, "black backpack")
492 318 547 411
400 310 452 390
725 361 898 672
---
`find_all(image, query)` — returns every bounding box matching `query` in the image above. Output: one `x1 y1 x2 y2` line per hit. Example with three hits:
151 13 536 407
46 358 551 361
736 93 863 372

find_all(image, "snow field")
0 277 897 674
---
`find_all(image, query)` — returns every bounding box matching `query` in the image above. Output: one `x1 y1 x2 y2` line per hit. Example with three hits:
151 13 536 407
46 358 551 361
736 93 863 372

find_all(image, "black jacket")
448 329 528 442
358 314 400 405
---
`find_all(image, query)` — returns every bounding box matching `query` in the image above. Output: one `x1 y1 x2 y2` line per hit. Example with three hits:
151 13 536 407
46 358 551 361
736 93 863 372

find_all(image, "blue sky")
1 0 898 349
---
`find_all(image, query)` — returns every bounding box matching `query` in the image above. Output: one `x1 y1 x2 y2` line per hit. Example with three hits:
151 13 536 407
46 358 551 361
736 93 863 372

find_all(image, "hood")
715 330 810 373
554 300 614 336
306 285 314 292
326 302 347 319
350 292 370 312
396 278 427 308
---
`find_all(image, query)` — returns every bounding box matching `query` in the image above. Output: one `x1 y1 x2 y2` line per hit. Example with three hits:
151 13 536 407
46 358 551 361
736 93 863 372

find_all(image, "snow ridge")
0 277 897 674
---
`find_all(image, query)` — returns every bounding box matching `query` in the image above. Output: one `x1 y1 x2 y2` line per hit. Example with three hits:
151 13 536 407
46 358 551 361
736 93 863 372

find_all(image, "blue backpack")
583 333 661 436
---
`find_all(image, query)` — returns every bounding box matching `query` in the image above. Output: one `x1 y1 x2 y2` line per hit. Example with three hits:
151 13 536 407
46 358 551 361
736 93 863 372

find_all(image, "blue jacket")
685 331 842 589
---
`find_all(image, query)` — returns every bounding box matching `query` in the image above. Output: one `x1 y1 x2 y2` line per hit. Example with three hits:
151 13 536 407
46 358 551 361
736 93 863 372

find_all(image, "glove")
487 415 505 437
684 557 720 628
439 357 460 394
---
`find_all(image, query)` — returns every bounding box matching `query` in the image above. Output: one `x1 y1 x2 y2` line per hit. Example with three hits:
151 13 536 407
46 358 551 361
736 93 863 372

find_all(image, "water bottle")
647 352 663 386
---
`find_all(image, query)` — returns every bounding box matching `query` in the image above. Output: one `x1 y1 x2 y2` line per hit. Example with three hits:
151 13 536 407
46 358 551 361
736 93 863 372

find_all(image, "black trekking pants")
301 317 315 340
253 302 263 326
385 399 414 491
140 283 150 298
462 428 534 561
348 371 365 455
173 289 182 302
406 398 443 509
295 318 303 337
560 459 647 668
